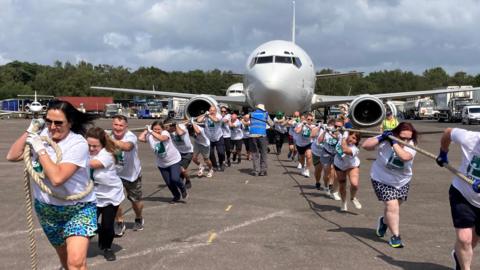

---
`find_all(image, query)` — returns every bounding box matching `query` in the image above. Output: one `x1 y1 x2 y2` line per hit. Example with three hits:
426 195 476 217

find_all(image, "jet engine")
348 95 386 128
184 95 219 119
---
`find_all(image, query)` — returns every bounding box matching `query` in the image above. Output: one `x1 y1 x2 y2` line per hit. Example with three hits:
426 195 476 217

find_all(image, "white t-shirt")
90 148 125 207
221 114 231 138
450 128 480 207
273 118 288 134
295 124 314 147
193 126 210 147
230 119 243 140
170 124 194 154
147 131 181 168
370 141 416 189
333 143 360 171
321 128 339 155
204 113 223 142
311 128 324 157
111 131 142 182
32 130 96 206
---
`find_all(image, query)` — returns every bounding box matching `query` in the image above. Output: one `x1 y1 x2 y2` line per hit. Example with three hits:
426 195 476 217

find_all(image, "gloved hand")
377 131 393 143
26 134 45 154
436 149 449 167
146 125 152 133
26 118 45 135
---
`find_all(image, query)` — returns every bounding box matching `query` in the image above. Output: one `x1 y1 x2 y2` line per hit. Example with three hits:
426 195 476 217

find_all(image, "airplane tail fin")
291 1 296 44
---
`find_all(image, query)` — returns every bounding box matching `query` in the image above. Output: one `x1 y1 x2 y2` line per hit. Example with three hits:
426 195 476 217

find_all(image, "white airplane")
92 2 480 127
1 91 48 117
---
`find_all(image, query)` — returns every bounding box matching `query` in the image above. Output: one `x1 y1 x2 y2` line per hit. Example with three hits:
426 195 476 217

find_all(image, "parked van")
462 105 480 125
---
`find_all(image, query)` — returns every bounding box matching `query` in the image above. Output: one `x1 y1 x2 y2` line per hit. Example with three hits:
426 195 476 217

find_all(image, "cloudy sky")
1 0 479 74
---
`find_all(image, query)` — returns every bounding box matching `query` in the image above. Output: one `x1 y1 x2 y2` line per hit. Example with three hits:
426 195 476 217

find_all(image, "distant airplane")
91 2 480 127
1 91 49 117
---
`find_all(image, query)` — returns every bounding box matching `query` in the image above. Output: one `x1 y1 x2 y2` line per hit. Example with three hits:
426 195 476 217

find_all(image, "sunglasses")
306 118 313 121
45 118 65 127
398 137 411 141
221 111 227 113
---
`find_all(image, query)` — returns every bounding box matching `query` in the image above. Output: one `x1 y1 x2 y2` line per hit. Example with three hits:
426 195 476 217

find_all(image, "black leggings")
274 131 286 153
97 204 119 250
210 137 226 168
224 137 231 162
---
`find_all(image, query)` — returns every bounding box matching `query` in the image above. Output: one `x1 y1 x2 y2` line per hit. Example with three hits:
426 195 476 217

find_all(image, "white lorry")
403 97 435 120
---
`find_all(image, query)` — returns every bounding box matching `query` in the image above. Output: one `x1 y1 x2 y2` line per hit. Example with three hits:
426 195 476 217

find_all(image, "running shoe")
114 221 126 237
340 200 348 212
181 188 188 200
206 169 214 178
297 163 303 169
303 169 310 178
451 250 461 270
287 151 292 159
133 218 144 231
197 165 204 177
389 235 404 248
315 182 321 190
330 191 341 201
376 216 387 237
103 248 116 261
259 171 267 176
351 197 362 209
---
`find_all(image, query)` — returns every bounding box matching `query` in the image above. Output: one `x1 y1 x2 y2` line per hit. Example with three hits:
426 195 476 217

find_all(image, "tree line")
1 60 479 100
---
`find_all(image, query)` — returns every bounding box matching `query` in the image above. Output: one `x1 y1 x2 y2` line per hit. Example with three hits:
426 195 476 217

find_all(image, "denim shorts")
34 199 97 246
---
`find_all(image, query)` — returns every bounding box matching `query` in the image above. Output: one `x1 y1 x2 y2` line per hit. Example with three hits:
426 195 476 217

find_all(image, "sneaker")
170 197 181 204
315 182 321 190
389 235 404 248
297 163 303 169
259 171 267 176
303 169 310 178
226 160 231 167
287 151 292 159
325 188 332 197
351 197 362 209
451 250 461 270
340 200 348 212
206 169 214 178
185 179 192 189
251 171 259 176
330 191 341 201
197 165 204 177
376 216 388 237
103 248 116 261
232 154 237 162
291 153 296 161
181 188 188 199
114 221 126 237
218 165 225 172
133 218 144 231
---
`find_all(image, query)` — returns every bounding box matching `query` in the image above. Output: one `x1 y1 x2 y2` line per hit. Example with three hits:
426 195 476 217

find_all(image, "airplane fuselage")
243 40 316 114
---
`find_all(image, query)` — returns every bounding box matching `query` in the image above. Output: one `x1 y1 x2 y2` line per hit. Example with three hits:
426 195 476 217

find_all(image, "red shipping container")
57 96 113 112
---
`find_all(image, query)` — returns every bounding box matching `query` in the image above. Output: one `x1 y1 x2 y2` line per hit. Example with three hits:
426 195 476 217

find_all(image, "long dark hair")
47 100 98 136
391 122 418 145
86 127 118 163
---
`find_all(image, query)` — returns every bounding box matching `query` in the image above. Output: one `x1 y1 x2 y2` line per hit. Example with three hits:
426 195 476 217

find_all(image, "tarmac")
1 118 480 270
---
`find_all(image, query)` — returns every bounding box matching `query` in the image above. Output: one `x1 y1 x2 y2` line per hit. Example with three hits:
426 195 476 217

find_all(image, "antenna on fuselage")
292 1 296 44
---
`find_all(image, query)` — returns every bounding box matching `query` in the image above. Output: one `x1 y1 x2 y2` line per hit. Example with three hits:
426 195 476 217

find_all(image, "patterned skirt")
371 179 410 201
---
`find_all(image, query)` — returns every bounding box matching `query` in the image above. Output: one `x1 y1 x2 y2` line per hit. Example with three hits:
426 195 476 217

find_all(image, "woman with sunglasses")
333 130 362 212
361 122 417 249
294 113 316 178
7 100 98 269
138 121 187 203
311 118 337 194
86 127 125 261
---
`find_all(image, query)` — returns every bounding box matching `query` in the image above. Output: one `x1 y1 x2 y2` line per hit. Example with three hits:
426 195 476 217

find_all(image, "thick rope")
344 128 474 185
22 136 94 270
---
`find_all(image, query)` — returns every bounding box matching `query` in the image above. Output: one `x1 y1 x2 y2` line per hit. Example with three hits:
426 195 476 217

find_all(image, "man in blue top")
247 104 274 176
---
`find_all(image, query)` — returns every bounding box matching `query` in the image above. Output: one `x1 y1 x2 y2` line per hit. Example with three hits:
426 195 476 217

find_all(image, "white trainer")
297 163 303 169
341 200 348 212
330 191 341 201
197 165 204 177
304 169 310 178
351 197 362 209
206 169 214 178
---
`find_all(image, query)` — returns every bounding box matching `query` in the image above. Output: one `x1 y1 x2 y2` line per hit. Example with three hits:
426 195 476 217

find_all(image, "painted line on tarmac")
225 205 232 211
207 232 217 243
81 210 286 269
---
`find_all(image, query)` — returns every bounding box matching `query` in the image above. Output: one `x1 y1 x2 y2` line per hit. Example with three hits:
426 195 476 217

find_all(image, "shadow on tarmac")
87 242 123 258
377 254 452 270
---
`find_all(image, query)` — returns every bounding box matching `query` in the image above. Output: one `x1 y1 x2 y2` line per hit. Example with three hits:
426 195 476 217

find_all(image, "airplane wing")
316 71 363 79
311 86 480 109
90 86 248 107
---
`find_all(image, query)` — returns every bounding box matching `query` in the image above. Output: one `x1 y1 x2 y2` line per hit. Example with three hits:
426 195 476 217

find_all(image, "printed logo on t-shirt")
326 138 338 146
386 151 404 170
207 119 215 128
89 168 97 184
302 127 311 138
32 159 43 173
154 142 167 158
174 134 184 144
335 143 344 157
114 150 125 167
467 155 480 180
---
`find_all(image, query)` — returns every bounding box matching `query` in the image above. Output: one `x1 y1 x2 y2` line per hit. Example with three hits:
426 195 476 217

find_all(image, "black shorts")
296 144 311 155
449 185 480 235
288 135 294 145
179 152 193 169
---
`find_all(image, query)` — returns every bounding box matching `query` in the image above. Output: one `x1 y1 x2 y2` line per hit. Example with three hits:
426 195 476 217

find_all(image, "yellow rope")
345 128 474 185
22 136 94 270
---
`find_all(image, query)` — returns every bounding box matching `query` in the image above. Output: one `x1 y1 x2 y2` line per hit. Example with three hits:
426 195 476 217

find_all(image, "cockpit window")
275 56 292 64
256 56 273 64
293 57 302 68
